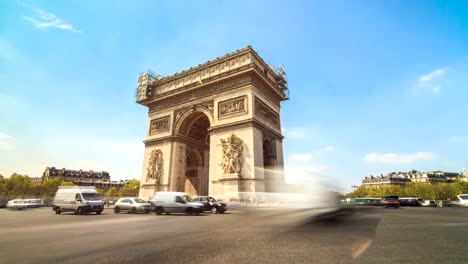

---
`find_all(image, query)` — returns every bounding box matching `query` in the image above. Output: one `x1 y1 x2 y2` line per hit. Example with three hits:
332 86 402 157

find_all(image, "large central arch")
175 110 211 196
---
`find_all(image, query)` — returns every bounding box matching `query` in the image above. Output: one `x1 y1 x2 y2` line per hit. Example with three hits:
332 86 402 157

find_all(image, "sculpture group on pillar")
146 149 163 184
219 134 244 176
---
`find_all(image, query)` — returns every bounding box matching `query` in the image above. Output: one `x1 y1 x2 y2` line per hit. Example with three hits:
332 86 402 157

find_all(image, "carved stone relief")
149 116 170 135
218 96 247 119
146 149 163 184
255 97 280 128
219 134 244 175
149 74 252 113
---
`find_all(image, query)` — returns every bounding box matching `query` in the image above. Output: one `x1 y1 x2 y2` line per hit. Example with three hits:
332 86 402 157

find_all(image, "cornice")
137 46 287 107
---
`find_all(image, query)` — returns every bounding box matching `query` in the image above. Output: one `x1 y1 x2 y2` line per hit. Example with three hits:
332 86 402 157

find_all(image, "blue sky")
1 1 467 192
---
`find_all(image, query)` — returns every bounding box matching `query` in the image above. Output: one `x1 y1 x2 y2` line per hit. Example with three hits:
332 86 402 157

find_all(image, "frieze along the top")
137 46 287 106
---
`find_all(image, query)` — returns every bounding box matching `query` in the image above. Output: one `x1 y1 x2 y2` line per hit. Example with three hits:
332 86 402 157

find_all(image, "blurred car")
457 194 468 207
24 199 43 208
380 196 400 208
191 196 227 214
398 197 422 207
422 200 436 207
349 198 382 206
7 199 29 210
114 197 151 214
149 192 204 215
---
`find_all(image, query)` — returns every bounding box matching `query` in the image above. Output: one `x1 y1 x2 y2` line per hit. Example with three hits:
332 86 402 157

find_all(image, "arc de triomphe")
135 46 288 200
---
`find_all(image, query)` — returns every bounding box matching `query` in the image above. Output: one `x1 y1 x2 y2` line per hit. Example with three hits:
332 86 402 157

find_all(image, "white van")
53 186 104 215
149 192 204 215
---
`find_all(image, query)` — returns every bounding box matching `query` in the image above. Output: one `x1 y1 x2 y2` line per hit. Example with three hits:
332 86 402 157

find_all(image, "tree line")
0 173 140 202
346 181 468 200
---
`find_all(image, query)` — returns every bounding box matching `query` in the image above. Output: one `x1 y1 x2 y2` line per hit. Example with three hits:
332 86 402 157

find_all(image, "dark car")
380 196 400 208
399 198 422 207
192 196 227 214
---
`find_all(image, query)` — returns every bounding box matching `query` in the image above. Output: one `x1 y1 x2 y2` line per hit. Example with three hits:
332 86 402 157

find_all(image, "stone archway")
263 138 277 192
176 111 211 196
136 46 288 199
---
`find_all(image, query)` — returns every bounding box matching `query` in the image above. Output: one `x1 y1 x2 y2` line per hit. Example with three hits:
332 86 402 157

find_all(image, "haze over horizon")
1 1 468 192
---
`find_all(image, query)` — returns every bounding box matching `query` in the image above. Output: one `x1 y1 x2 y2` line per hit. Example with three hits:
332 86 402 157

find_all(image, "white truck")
53 186 104 215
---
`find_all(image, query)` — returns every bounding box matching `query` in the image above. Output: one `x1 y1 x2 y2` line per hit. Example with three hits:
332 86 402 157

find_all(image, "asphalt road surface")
1 206 468 264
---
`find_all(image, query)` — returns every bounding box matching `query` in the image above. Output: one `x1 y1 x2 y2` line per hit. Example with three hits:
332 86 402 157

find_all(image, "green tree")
4 173 32 199
105 187 119 200
119 180 140 197
452 181 468 198
0 174 6 202
41 178 74 199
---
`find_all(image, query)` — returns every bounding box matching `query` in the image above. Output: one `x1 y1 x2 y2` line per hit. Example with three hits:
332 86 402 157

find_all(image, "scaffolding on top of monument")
268 64 289 100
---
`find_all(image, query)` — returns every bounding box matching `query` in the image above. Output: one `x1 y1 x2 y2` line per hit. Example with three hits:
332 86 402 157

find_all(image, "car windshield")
82 193 101 201
134 198 147 203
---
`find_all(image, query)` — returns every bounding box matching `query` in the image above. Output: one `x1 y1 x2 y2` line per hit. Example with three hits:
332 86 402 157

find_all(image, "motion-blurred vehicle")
457 194 468 207
24 199 43 208
149 192 204 215
398 197 422 207
191 196 227 214
348 198 381 206
421 200 436 207
53 186 104 215
380 196 400 208
114 197 151 214
7 199 29 210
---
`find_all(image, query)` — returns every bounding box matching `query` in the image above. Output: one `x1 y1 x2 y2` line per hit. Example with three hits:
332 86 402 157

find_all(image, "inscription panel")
149 116 170 135
218 96 248 119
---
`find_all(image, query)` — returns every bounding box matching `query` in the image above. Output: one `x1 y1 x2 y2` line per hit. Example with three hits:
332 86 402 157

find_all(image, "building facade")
361 171 464 187
135 46 288 200
29 177 43 185
42 167 129 190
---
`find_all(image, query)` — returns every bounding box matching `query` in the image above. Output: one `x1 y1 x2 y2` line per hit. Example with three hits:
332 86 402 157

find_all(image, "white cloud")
285 127 306 138
0 132 12 140
0 132 14 151
0 141 15 151
21 4 82 33
431 85 440 94
416 68 448 95
364 152 436 164
289 154 313 162
322 145 335 152
419 68 448 83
